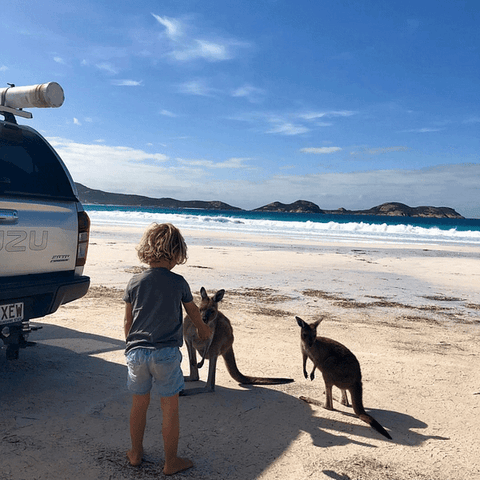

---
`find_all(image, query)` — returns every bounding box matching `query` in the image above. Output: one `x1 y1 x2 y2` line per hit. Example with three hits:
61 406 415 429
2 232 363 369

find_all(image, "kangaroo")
296 316 392 440
181 287 294 395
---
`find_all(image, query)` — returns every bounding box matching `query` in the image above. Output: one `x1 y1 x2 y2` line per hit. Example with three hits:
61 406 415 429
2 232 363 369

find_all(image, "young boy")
123 223 212 475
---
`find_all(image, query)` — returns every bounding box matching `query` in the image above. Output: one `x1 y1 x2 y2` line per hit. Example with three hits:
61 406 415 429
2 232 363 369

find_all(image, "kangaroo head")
199 287 225 324
296 316 322 347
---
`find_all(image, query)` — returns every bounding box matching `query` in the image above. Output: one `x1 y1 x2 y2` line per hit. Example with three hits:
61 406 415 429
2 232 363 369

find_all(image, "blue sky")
2 0 479 216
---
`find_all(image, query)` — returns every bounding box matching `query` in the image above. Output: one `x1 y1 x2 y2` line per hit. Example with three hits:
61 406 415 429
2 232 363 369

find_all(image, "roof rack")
0 105 33 119
0 82 64 123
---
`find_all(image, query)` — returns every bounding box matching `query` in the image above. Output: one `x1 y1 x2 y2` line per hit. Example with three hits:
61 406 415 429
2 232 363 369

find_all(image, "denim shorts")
126 347 184 397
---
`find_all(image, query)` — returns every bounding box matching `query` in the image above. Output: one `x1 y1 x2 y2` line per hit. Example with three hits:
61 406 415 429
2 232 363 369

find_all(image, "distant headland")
75 183 464 219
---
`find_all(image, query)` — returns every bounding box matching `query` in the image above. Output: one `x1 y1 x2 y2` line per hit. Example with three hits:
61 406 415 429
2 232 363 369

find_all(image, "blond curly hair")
136 223 188 265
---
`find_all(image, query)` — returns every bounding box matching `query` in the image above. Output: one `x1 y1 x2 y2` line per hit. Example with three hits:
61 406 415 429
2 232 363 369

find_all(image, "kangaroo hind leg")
324 382 334 410
183 339 199 382
181 354 219 396
340 389 350 407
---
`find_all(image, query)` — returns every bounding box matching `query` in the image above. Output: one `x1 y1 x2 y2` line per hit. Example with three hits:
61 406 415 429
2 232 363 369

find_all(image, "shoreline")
86 224 480 311
89 223 480 253
84 208 480 249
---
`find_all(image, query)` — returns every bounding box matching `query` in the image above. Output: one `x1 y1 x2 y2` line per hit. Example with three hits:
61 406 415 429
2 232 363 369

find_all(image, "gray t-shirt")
123 267 193 354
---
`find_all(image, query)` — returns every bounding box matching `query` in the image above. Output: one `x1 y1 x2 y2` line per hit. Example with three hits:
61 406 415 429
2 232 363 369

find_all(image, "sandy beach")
1 224 480 480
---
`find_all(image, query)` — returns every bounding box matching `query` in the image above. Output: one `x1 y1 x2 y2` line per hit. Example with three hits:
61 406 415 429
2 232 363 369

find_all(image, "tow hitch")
1 323 42 360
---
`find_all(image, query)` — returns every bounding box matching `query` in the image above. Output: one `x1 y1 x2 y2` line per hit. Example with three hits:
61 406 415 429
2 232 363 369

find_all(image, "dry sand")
1 224 480 479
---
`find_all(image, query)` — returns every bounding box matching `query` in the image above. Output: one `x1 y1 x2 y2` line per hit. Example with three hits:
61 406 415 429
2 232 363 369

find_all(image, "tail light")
76 211 90 267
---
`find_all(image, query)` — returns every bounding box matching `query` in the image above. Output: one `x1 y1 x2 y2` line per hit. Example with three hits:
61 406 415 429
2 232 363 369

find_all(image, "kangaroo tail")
222 347 294 385
358 413 392 440
351 382 392 440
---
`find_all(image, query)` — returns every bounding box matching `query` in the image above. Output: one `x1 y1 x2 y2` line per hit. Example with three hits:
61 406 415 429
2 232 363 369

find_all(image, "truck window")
0 123 76 200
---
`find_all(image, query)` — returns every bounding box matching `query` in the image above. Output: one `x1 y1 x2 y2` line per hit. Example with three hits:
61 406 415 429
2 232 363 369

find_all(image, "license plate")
0 302 24 324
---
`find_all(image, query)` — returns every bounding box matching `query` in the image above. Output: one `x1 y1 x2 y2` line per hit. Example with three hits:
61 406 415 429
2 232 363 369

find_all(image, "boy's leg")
161 393 193 475
127 392 150 466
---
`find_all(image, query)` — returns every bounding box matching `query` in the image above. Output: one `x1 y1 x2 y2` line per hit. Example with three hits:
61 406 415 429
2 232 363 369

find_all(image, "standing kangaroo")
181 287 294 395
296 316 392 440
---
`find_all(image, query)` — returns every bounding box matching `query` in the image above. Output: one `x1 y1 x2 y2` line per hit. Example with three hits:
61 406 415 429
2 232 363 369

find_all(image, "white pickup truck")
0 83 90 359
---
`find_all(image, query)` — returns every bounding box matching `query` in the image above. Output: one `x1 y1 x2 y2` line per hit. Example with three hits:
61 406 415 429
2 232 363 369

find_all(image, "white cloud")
300 147 342 154
95 63 119 75
111 79 143 86
267 122 309 135
365 146 408 155
160 109 177 117
298 110 356 120
151 14 183 39
196 40 228 59
217 157 253 169
177 157 252 169
232 84 266 103
238 109 355 137
151 12 248 63
172 39 230 62
0 65 8 72
177 158 216 168
47 138 170 194
178 79 214 96
73 118 81 126
264 114 309 135
46 137 243 199
349 146 408 156
53 56 66 64
48 138 168 164
403 127 442 133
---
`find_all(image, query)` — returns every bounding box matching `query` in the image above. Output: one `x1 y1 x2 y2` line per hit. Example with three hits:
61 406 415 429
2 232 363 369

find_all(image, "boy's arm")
183 301 212 340
124 302 133 339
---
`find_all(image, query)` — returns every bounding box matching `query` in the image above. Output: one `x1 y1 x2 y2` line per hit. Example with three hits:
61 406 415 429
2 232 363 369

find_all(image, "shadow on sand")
1 323 447 480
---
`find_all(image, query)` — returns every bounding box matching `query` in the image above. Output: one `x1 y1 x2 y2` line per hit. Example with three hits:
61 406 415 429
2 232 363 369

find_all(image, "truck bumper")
0 271 90 321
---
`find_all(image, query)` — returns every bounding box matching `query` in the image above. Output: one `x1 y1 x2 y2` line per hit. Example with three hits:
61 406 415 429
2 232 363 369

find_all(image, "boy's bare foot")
126 449 143 467
164 457 193 476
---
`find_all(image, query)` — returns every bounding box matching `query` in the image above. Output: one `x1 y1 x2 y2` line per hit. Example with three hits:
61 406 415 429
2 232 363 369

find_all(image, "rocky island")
255 200 464 219
253 200 324 214
75 183 464 219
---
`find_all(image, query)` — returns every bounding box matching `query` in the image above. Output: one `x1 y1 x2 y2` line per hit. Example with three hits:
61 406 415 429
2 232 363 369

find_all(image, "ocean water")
84 204 480 247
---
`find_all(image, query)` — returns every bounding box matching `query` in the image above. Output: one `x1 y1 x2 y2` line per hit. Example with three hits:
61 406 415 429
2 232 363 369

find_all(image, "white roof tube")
0 82 64 119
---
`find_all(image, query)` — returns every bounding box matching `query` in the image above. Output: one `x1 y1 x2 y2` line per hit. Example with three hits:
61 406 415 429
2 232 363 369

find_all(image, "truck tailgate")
0 198 78 276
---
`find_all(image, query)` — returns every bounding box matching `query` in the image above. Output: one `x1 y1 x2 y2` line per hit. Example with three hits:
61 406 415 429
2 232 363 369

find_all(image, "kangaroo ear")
200 287 208 299
295 316 307 328
313 317 323 328
214 289 225 303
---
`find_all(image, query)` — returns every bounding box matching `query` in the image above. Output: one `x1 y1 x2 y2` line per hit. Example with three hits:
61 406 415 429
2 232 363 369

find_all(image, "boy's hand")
183 301 213 341
197 323 213 341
